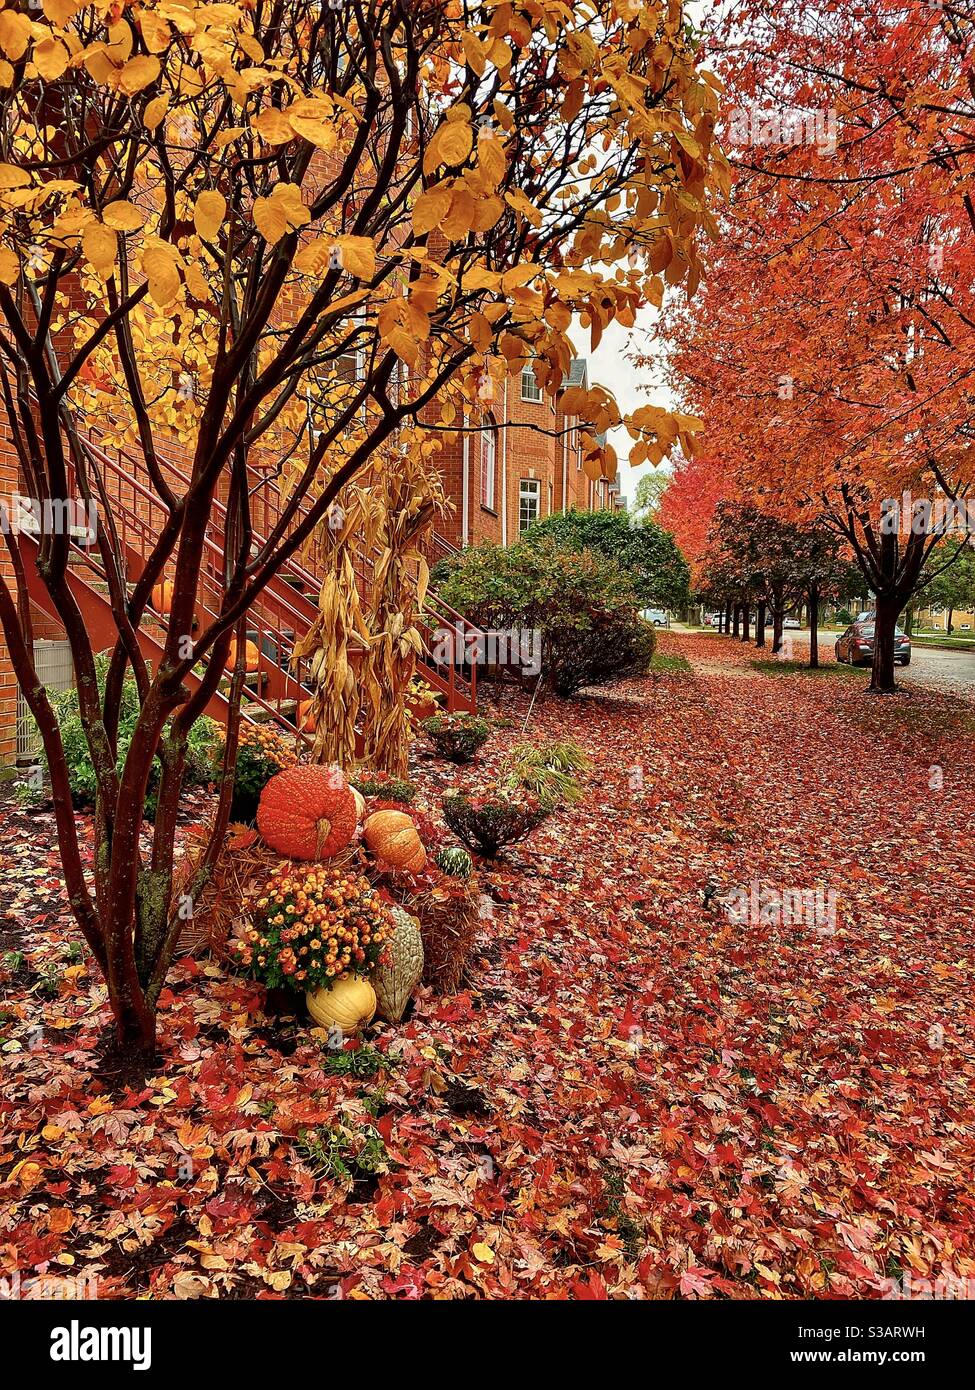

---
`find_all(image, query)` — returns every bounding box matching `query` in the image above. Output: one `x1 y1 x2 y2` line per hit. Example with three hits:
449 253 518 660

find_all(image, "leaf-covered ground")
1 630 973 1299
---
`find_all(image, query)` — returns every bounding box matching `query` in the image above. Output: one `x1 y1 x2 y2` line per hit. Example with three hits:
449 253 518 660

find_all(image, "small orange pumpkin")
363 809 426 874
257 764 358 860
226 637 260 673
297 697 316 733
151 578 174 614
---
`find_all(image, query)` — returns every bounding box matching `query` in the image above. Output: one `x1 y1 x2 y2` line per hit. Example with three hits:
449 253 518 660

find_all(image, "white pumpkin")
306 975 376 1034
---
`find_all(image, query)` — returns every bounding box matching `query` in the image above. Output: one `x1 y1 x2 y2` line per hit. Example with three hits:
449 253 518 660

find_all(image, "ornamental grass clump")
422 712 491 763
235 864 393 991
502 739 589 810
442 789 549 858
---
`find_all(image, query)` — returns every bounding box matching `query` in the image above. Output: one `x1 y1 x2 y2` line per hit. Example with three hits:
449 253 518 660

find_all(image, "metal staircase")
19 425 480 738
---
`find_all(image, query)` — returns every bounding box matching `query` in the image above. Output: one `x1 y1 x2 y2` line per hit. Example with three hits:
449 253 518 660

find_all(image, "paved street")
901 643 975 697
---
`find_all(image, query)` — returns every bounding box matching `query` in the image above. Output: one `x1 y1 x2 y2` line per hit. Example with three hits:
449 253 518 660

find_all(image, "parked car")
641 608 670 627
835 622 911 666
707 613 723 627
783 616 801 630
855 609 875 623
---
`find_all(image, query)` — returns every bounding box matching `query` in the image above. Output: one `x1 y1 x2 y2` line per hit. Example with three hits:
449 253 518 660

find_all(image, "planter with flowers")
406 676 441 726
234 862 396 1033
421 712 490 764
220 722 297 825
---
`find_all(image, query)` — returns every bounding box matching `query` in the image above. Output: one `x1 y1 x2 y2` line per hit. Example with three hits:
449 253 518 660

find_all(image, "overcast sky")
584 309 678 508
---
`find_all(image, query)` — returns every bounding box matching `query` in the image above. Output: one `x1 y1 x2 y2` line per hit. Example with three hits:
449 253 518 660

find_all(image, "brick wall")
430 361 608 556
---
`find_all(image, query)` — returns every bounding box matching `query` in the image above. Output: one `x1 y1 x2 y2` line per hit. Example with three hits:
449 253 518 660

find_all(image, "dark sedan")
835 622 911 667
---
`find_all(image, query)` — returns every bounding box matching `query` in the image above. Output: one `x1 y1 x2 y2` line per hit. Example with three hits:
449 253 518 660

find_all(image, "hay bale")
404 877 480 994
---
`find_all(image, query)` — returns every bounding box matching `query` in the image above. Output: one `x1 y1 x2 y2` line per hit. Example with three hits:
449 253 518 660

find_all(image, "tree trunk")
755 602 766 648
724 600 733 634
740 603 751 642
111 991 158 1054
870 593 900 693
732 604 741 639
808 584 819 668
947 607 954 636
772 609 784 654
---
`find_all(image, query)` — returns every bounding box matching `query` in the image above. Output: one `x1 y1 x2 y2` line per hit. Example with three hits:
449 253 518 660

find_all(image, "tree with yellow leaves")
0 0 722 1053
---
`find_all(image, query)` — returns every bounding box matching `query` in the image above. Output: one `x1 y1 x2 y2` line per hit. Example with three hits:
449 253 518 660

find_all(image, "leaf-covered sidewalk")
1 631 973 1299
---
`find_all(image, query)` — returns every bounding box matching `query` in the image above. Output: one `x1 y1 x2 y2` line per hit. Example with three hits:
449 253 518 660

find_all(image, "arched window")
480 418 497 510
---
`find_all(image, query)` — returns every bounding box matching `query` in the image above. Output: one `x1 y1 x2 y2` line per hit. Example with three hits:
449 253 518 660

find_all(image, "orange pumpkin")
363 809 426 874
257 764 358 860
298 697 316 733
151 579 174 614
226 637 260 673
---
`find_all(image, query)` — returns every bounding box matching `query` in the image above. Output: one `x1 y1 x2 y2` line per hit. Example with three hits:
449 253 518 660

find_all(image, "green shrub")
50 654 218 819
835 607 853 626
527 507 690 611
422 712 491 763
436 536 656 696
353 770 417 802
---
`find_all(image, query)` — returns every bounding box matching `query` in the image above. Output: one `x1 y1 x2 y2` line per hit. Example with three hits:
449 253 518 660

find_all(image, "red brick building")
434 356 620 553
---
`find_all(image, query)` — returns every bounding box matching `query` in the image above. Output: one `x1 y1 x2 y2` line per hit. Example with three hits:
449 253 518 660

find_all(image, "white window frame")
481 426 497 510
519 478 540 533
521 363 543 403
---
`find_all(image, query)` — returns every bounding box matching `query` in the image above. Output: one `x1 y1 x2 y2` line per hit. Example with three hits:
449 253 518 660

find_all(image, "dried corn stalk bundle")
358 441 448 776
293 495 374 769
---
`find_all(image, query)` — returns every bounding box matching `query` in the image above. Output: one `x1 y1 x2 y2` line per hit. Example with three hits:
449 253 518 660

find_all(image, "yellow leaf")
0 164 29 190
193 190 226 241
0 246 19 285
119 55 161 96
183 259 210 301
286 98 337 151
0 12 31 61
102 200 145 232
335 235 375 280
143 95 169 130
43 0 81 23
462 31 488 77
33 36 70 81
426 118 473 172
504 188 542 228
252 196 287 245
472 1242 495 1264
82 222 118 279
442 189 476 241
138 10 171 54
412 184 453 237
293 236 332 276
253 183 309 245
253 107 294 145
142 244 182 305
